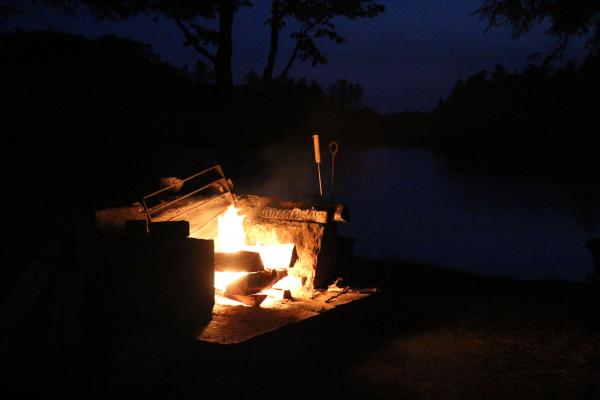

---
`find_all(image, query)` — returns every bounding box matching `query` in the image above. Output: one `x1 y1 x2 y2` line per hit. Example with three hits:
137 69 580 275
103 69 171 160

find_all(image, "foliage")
431 56 600 163
327 79 364 108
263 0 384 82
0 30 394 155
5 1 384 94
475 0 600 60
4 1 252 92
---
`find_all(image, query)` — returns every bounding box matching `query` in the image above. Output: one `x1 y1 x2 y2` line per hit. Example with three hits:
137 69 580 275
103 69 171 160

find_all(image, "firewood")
224 294 267 307
262 288 293 300
215 251 264 272
224 269 287 296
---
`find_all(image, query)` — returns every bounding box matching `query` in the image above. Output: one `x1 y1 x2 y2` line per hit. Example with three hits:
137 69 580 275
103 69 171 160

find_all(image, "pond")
236 145 600 282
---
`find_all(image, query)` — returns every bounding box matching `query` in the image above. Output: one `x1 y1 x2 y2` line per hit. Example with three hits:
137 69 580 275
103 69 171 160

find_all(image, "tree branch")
0 0 48 27
275 24 312 80
276 40 300 80
174 18 216 63
262 0 284 82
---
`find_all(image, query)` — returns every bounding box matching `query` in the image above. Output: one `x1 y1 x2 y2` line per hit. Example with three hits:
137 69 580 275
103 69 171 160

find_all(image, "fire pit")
95 164 374 344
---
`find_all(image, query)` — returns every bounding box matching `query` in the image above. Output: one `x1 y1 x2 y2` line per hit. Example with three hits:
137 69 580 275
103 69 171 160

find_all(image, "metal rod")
141 164 234 223
159 189 229 223
317 163 323 199
144 177 229 218
143 164 225 200
329 141 338 202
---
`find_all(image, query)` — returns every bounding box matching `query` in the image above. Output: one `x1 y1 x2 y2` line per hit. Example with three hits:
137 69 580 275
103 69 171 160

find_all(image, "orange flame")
213 205 302 306
214 205 296 269
214 206 247 253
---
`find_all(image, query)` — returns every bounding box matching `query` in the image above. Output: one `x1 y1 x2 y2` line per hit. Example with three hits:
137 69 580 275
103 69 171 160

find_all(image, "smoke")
237 142 315 202
234 136 348 203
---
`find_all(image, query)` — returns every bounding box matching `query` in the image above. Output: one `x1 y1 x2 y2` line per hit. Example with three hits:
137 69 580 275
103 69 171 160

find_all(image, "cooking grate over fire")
96 164 351 309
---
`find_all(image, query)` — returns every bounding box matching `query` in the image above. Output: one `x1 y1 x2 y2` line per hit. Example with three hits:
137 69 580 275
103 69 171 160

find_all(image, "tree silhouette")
16 0 250 96
262 0 384 83
431 54 600 162
0 0 22 28
0 0 63 30
9 1 385 96
475 0 600 61
327 78 364 108
164 0 251 95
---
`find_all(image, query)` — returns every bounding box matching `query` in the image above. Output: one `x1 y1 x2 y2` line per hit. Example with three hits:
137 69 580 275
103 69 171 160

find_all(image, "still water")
238 146 600 282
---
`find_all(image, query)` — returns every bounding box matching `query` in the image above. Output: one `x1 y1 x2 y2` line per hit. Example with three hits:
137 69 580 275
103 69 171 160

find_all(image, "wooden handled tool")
312 134 323 200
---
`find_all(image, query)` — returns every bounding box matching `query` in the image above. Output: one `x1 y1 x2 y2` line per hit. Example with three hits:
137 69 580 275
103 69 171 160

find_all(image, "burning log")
261 288 293 300
224 269 288 296
214 251 265 272
224 294 268 307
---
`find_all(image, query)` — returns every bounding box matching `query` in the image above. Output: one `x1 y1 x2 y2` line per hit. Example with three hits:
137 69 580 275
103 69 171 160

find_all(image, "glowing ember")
214 271 250 292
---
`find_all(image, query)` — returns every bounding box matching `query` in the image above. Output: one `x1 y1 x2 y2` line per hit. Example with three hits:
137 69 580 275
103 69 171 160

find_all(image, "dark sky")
9 0 586 113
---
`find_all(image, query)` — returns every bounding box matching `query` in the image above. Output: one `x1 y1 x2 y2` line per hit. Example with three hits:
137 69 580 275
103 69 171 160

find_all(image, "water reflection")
238 146 600 282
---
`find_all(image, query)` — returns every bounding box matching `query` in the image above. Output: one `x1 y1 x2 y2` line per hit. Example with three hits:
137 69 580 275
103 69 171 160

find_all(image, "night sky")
9 0 586 112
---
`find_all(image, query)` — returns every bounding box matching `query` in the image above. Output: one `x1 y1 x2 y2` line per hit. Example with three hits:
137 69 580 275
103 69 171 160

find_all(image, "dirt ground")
2 259 599 399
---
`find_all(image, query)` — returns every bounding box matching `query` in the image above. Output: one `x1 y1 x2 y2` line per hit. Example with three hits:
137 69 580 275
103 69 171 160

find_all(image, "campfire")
198 187 348 307
212 204 303 307
95 164 350 308
93 160 368 344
